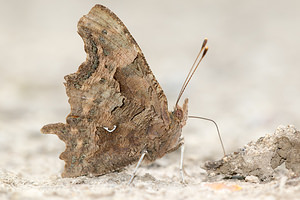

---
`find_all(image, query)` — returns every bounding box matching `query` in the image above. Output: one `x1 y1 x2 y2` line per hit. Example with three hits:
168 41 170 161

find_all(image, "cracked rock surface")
203 125 300 181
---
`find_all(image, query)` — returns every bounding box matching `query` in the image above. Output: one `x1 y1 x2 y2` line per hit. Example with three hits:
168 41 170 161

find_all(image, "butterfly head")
174 98 189 127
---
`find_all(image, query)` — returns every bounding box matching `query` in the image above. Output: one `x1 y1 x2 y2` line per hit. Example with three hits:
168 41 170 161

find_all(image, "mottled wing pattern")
41 5 171 177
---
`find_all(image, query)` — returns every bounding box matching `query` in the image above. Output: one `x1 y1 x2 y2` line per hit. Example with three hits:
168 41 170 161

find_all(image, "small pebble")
245 175 260 183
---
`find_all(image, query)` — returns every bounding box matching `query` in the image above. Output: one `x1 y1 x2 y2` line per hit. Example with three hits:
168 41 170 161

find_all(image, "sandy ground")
1 0 300 199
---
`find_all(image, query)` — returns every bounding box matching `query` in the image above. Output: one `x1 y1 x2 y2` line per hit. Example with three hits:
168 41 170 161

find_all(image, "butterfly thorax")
145 98 189 162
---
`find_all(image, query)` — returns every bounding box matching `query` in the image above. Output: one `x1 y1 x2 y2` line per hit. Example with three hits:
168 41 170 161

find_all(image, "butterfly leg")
165 136 186 183
128 150 147 185
180 143 185 183
166 136 185 183
177 135 186 183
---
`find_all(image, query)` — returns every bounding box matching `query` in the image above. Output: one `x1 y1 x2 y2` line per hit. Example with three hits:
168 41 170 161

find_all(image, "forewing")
41 5 170 177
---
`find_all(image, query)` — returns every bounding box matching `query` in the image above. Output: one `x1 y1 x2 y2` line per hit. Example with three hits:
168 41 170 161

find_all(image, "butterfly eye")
176 109 183 120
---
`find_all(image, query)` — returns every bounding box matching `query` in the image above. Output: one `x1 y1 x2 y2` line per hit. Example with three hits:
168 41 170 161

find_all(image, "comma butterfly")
41 4 217 183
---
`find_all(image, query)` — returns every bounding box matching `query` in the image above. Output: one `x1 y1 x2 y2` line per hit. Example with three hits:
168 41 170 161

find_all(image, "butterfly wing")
41 5 171 177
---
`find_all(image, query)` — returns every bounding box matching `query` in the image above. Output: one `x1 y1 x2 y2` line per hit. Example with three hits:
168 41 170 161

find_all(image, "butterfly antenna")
188 116 226 156
175 38 208 107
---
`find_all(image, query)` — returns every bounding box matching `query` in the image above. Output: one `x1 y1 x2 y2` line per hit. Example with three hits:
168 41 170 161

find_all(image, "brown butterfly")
41 4 223 183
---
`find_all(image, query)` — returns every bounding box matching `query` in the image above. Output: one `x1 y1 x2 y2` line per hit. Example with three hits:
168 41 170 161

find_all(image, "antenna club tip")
202 38 208 49
202 46 208 57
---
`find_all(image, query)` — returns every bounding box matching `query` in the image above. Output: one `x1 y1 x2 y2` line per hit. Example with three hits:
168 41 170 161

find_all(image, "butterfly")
41 4 220 184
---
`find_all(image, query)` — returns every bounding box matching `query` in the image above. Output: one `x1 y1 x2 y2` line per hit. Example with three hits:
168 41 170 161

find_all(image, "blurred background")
1 0 300 177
